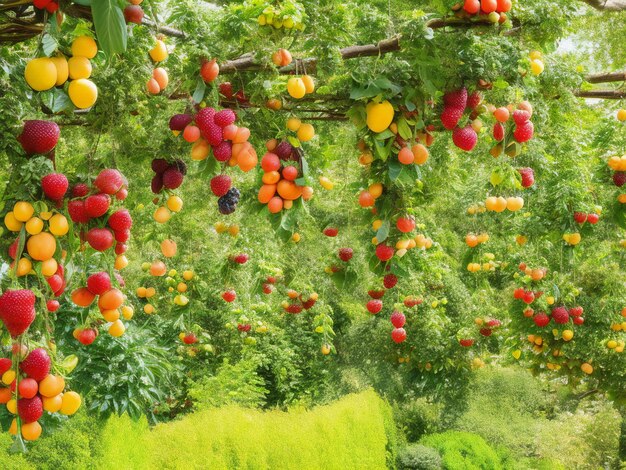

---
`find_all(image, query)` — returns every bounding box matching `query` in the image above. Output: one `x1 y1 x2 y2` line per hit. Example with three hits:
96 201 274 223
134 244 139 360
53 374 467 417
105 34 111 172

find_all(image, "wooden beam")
575 90 626 99
585 71 626 84
581 0 626 11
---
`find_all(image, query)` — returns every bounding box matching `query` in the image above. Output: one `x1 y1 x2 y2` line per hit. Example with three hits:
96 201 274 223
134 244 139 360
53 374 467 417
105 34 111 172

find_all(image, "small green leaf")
91 0 128 55
192 79 207 104
376 221 390 243
42 33 58 57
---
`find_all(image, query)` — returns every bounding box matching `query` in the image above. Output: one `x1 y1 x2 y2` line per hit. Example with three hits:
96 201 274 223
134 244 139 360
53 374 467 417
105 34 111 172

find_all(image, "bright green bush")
0 433 33 470
397 444 443 470
96 390 393 470
420 431 502 470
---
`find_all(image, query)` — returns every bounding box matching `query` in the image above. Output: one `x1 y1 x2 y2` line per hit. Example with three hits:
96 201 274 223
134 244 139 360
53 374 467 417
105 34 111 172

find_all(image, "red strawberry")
275 141 294 160
368 290 385 299
551 306 569 324
533 312 550 327
115 243 128 255
479 328 492 337
383 274 398 289
116 187 128 201
587 213 599 224
233 253 249 264
20 348 50 381
375 244 394 262
513 287 525 299
262 283 273 294
183 333 198 345
195 107 216 133
391 327 407 344
390 311 405 328
452 125 478 151
86 228 114 251
114 230 130 243
323 227 338 237
84 193 111 218
78 328 97 345
41 173 69 200
68 200 90 223
212 141 232 162
210 175 232 197
219 82 234 99
459 338 474 347
512 110 531 125
302 298 316 309
286 304 303 314
151 174 163 193
486 318 501 328
613 172 626 187
222 290 236 302
151 158 170 174
493 123 505 141
203 123 223 146
87 272 112 295
440 106 464 130
214 109 236 128
518 167 535 187
443 88 468 109
46 299 59 312
569 306 583 317
18 120 59 154
266 276 276 284
573 316 584 325
338 248 353 262
522 291 535 304
94 169 124 195
396 216 416 233
403 296 422 308
0 358 12 374
467 91 482 109
18 396 43 423
162 168 184 189
46 274 63 294
513 121 534 143
237 323 251 332
573 212 587 224
71 183 89 197
108 209 133 232
0 289 36 337
169 114 193 132
366 299 383 314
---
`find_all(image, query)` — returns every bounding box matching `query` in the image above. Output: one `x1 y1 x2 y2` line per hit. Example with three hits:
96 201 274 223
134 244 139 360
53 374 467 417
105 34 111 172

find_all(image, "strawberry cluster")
573 211 600 225
281 289 318 313
390 311 407 344
440 88 481 152
490 101 534 157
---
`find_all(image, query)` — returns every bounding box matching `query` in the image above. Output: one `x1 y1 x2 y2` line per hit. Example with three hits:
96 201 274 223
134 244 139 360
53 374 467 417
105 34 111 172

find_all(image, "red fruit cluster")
573 212 599 225
151 159 186 193
232 253 249 264
182 333 198 344
33 0 59 13
459 338 474 347
440 88 480 152
479 318 501 337
403 296 422 308
390 310 408 344
218 82 249 105
513 287 542 305
18 120 59 155
518 167 535 188
462 0 511 17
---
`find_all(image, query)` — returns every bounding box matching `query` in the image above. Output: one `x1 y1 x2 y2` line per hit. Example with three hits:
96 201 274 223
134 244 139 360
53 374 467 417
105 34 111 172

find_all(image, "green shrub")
96 413 150 469
420 431 502 470
395 398 444 442
397 444 442 470
0 433 33 470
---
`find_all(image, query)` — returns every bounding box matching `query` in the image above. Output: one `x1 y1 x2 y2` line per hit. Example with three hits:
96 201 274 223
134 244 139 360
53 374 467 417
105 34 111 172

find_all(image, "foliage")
397 444 443 470
420 431 503 470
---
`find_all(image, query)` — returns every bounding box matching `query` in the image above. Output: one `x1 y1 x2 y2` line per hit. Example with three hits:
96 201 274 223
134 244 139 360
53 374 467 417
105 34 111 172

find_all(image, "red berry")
219 82 233 99
46 299 60 312
440 106 464 130
375 244 394 262
18 396 43 423
569 306 583 317
233 253 249 264
222 290 236 302
518 167 535 187
383 274 398 289
573 316 584 325
479 328 492 337
87 272 112 296
452 125 478 151
124 5 144 23
86 228 114 252
323 227 338 237
366 299 383 314
391 327 407 343
20 348 50 382
78 328 97 345
467 91 482 109
214 109 236 128
587 213 599 224
493 123 505 141
443 88 468 109
94 169 124 195
108 209 133 232
368 290 385 299
212 141 232 162
459 338 474 347
533 312 550 327
512 110 531 125
169 115 193 132
338 248 353 262
513 121 534 143
551 306 570 324
210 175 232 197
573 212 587 224
84 193 111 218
522 291 535 304
41 173 69 200
396 216 416 233
183 333 198 344
390 311 405 328
0 289 36 337
18 120 59 154
71 183 89 197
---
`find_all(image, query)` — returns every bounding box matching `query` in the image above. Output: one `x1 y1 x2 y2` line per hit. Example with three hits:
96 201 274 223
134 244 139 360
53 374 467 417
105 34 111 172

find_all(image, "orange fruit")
60 391 81 415
0 387 11 404
398 147 414 165
358 191 374 208
147 78 161 94
98 288 124 310
262 171 281 185
21 421 42 441
411 144 429 165
238 147 258 172
26 232 56 261
277 180 302 200
302 186 313 201
43 394 63 412
258 184 277 204
152 67 169 89
150 261 167 276
183 125 200 143
101 309 120 322
161 239 177 258
287 77 306 99
39 374 65 398
301 75 315 94
71 287 95 307
494 107 510 122
268 197 284 213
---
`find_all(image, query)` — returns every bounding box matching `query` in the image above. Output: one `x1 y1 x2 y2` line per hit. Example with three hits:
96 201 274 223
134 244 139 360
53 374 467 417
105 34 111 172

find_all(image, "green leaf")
376 220 390 243
397 117 412 140
287 136 301 148
42 33 58 57
91 0 128 55
388 160 403 181
192 79 207 104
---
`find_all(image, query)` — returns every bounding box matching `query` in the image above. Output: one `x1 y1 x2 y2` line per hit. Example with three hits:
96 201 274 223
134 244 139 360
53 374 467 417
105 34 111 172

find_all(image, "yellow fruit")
191 139 210 160
25 217 43 235
297 123 315 142
14 201 34 222
177 282 187 293
68 79 98 109
372 219 383 231
154 206 171 223
39 375 65 398
183 270 194 281
607 339 617 349
16 258 32 277
562 330 574 341
60 391 81 415
21 421 42 441
25 58 57 91
41 258 58 277
149 39 168 62
4 212 22 232
121 305 134 320
71 36 98 59
368 183 383 199
115 255 129 270
291 233 301 242
287 117 301 131
136 287 147 298
49 213 69 236
68 56 92 79
108 319 125 337
506 197 524 211
319 176 334 190
287 77 306 99
301 75 315 94
51 55 69 86
101 309 120 322
228 225 240 237
366 100 394 133
42 394 63 413
581 362 593 374
2 370 16 385
529 50 542 60
166 195 183 212
145 287 156 298
530 59 544 75
144 304 155 314
617 109 626 122
6 399 17 414
321 344 331 355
